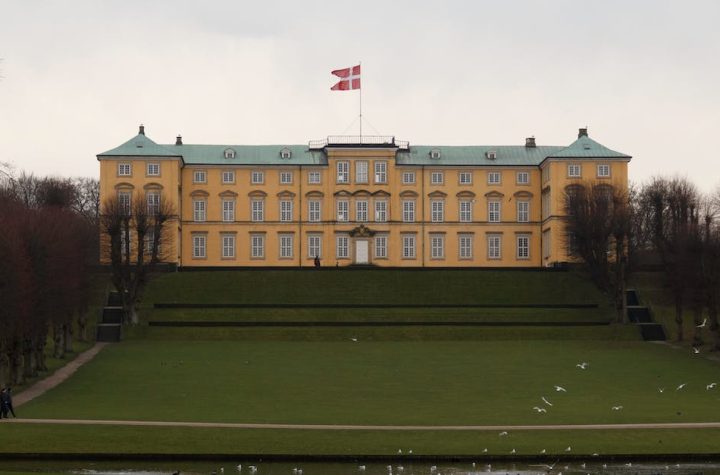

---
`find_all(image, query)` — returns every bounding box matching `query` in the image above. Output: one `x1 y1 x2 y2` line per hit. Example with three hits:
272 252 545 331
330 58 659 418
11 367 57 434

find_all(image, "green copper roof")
166 144 325 166
97 133 182 158
547 135 631 159
397 145 565 166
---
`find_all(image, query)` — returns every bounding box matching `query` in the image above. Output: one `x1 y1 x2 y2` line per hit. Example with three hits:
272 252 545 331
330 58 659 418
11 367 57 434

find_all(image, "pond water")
3 460 720 475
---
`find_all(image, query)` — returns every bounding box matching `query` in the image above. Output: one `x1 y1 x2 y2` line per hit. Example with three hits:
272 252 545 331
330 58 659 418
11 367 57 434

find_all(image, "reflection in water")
2 460 720 475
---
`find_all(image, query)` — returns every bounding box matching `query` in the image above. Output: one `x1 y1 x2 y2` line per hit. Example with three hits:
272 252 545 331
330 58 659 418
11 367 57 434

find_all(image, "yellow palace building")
97 126 630 268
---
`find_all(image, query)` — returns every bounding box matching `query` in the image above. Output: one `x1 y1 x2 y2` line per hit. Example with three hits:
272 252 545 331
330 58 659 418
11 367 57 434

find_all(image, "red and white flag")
330 64 361 91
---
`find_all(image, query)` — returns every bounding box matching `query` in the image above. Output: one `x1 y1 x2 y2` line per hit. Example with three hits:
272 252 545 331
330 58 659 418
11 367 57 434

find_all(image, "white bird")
358 466 366 471
592 453 599 457
565 446 572 452
581 462 586 469
249 467 257 474
397 449 402 454
541 396 553 406
540 449 546 454
430 466 437 473
510 448 516 454
576 362 589 369
693 347 700 354
351 337 358 342
499 431 508 436
697 318 707 328
529 461 557 470
677 383 687 390
533 406 547 413
292 469 298 474
554 385 567 392
482 448 488 453
408 450 412 454
612 405 624 411
386 465 392 472
707 382 717 390
602 464 607 469
397 466 404 472
625 462 632 467
658 387 665 393
237 465 242 472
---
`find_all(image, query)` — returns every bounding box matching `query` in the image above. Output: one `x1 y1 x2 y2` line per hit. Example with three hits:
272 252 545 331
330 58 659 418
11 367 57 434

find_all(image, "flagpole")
359 61 362 144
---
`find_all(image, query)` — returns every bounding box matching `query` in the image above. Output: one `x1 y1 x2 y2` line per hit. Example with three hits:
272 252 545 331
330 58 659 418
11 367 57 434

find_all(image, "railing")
308 136 410 150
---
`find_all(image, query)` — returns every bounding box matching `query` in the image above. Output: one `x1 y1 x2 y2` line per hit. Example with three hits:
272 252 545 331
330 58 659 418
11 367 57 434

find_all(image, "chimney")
525 137 536 148
176 135 183 146
139 124 145 135
578 127 588 138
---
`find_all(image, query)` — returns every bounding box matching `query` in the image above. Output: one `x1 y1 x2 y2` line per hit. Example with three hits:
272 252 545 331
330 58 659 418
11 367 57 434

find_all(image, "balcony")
309 135 409 150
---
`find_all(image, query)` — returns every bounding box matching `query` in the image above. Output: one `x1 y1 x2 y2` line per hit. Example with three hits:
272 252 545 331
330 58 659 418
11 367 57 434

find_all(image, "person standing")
0 388 8 419
5 388 15 418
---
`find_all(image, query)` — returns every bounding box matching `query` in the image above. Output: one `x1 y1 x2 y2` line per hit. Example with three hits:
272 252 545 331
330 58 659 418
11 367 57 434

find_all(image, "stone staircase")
96 291 123 342
627 289 666 341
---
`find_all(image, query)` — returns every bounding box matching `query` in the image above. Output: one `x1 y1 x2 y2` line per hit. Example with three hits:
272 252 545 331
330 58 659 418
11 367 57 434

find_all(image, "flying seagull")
576 362 589 369
707 383 717 390
676 383 687 391
510 448 516 454
611 405 623 411
351 337 358 342
554 385 567 392
533 406 547 413
565 446 572 452
658 387 665 393
697 318 707 328
693 347 700 354
541 396 553 406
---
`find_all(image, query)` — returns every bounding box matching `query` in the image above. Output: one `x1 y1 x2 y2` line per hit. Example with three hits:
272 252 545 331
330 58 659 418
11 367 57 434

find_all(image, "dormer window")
486 151 497 160
280 148 292 159
430 149 441 159
224 148 236 159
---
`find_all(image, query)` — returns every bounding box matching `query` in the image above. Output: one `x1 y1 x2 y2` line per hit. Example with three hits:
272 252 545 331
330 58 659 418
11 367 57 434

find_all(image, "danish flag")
330 64 361 91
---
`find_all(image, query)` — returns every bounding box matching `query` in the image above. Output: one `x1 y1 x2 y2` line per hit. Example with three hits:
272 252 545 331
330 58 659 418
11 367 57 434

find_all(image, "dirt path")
5 418 720 431
14 343 109 408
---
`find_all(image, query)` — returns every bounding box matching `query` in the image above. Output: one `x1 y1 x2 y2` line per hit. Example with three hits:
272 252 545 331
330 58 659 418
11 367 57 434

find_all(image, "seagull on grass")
541 396 553 406
499 431 508 436
533 406 547 413
554 385 567 392
530 460 558 471
510 448 516 454
351 337 358 342
698 318 708 328
612 405 623 411
540 449 546 454
708 383 717 390
358 466 366 471
565 446 572 452
482 448 488 453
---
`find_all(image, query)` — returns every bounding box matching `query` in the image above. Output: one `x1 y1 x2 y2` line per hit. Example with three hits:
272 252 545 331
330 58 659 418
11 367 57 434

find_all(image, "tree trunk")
675 299 684 342
35 340 47 372
64 322 73 353
53 324 64 359
22 338 35 378
0 353 8 388
10 346 24 386
77 312 88 342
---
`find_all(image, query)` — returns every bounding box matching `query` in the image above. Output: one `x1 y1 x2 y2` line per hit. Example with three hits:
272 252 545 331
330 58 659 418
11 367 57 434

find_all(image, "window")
375 200 387 223
374 161 387 184
597 164 610 177
280 148 292 159
222 199 235 222
459 234 473 259
517 235 530 259
542 191 551 220
251 199 264 222
488 172 501 184
222 234 236 259
356 200 368 222
542 166 550 184
308 171 321 184
337 161 349 183
279 234 294 258
402 171 416 184
336 200 349 222
517 201 530 223
488 234 502 259
251 171 264 184
193 199 206 222
120 229 132 257
336 235 349 258
459 200 473 222
251 234 265 259
431 200 444 223
459 172 472 185
402 234 416 259
308 200 321 222
118 163 132 176
280 171 293 184
224 148 236 159
144 228 160 256
402 200 415 223
308 234 322 258
192 234 206 259
431 234 445 259
488 201 501 223
568 164 581 178
146 163 160 176
280 200 293 222
375 235 387 259
355 161 368 184
193 170 207 183
146 191 160 215
118 191 131 215
516 171 529 185
222 170 235 184
431 171 444 185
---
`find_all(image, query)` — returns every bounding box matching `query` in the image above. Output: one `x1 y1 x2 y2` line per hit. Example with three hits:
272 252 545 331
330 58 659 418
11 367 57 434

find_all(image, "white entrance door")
355 240 369 264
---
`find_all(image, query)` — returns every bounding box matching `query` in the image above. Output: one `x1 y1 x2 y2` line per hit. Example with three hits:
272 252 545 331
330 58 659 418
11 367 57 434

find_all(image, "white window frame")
118 163 132 176
251 199 264 222
192 234 206 259
375 235 388 259
517 201 530 223
118 191 131 215
336 235 349 259
431 171 444 185
336 199 349 222
488 201 501 223
517 234 530 260
488 234 502 259
193 170 207 184
487 171 501 185
337 161 350 184
251 234 265 259
308 234 322 258
193 199 207 222
597 164 610 178
308 200 321 222
221 234 236 259
459 234 473 260
355 199 368 222
375 200 387 223
402 234 416 259
146 163 160 177
222 198 235 222
280 171 293 184
459 200 473 223
430 234 445 259
144 228 159 255
308 171 321 184
402 200 415 223
459 171 472 185
516 171 530 185
402 171 416 184
280 200 293 222
431 200 444 223
355 161 369 184
279 234 294 259
568 164 581 178
251 171 264 184
146 191 160 216
222 170 235 184
374 161 387 184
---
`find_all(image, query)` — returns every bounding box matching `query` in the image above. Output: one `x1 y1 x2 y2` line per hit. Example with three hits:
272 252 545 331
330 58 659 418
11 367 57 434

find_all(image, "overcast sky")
1 0 719 190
